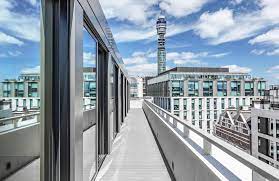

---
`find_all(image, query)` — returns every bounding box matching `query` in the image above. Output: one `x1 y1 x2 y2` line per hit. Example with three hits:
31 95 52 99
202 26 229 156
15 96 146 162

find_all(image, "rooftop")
159 66 230 76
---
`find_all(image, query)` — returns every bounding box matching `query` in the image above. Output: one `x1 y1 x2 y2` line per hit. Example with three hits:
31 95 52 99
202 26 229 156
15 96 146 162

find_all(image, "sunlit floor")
96 107 171 181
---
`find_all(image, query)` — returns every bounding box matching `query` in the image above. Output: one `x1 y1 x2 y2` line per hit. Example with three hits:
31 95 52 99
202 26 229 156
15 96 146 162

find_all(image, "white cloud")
266 49 279 56
195 8 235 39
249 28 279 46
21 66 40 74
123 51 149 65
222 65 252 73
159 0 212 18
24 0 38 6
194 0 279 45
0 50 22 57
83 52 96 65
100 0 159 25
166 51 229 65
114 28 156 43
0 0 40 42
267 65 279 72
251 49 266 55
267 65 279 80
230 0 243 5
209 52 231 58
0 32 23 46
126 63 157 76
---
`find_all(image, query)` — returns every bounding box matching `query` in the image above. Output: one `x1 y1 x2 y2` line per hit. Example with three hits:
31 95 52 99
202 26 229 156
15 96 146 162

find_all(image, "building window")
174 111 179 117
207 110 210 119
258 81 266 96
199 110 202 119
84 81 96 98
203 81 213 96
206 98 210 109
173 99 179 110
3 82 11 97
217 81 227 96
231 81 241 96
28 82 38 97
172 81 183 96
199 98 202 109
228 98 232 107
183 98 187 110
214 110 217 119
183 111 187 120
236 98 239 108
192 111 195 120
221 98 225 109
245 81 254 96
214 98 217 109
199 120 202 129
191 99 195 110
15 82 24 97
188 81 199 96
242 98 246 106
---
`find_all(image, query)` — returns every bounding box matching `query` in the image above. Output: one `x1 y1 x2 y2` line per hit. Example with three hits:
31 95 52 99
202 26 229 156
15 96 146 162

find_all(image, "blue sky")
100 0 279 85
0 0 278 85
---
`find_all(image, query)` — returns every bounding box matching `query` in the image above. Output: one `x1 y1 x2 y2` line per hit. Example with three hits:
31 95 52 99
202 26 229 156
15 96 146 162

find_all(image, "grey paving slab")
96 108 171 181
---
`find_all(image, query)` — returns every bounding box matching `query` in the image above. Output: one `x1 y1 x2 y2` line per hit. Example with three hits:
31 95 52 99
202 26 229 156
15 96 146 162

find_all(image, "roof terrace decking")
96 104 171 180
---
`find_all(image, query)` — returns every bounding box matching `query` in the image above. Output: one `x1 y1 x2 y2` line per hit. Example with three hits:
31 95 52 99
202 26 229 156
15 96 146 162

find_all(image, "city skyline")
0 0 279 85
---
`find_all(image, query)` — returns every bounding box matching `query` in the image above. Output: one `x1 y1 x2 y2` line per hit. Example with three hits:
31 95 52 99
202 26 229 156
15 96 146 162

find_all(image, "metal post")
203 139 212 155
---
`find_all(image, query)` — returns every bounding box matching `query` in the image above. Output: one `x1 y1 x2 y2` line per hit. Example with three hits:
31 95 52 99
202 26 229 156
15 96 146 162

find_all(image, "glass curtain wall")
82 26 97 180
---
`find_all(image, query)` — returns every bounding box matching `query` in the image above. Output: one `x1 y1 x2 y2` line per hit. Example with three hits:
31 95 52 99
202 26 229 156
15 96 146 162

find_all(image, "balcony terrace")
2 99 279 181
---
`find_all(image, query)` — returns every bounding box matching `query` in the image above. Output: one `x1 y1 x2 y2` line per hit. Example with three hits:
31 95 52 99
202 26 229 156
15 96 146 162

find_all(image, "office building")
148 67 266 132
251 86 279 169
156 15 167 75
0 68 97 111
129 76 143 98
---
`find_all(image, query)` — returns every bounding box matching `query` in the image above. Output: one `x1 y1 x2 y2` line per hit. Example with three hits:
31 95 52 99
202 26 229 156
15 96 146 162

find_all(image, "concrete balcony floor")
96 107 171 181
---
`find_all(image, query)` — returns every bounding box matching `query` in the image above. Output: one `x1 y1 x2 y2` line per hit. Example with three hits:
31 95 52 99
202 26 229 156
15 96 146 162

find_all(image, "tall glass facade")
188 81 199 96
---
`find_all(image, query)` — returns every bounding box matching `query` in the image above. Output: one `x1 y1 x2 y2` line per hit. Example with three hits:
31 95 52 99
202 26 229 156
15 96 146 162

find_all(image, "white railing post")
173 119 177 128
203 139 212 155
183 125 189 138
252 170 266 181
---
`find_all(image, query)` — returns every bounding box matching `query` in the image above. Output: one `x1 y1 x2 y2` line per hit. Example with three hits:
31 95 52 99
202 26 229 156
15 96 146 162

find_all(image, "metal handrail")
0 112 40 123
144 99 279 181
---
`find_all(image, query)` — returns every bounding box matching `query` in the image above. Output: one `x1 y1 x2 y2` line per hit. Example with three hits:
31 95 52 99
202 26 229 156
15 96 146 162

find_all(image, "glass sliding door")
82 26 97 181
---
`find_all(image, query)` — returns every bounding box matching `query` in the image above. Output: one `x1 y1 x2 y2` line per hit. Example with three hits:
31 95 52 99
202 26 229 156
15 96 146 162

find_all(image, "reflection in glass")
83 27 97 181
0 0 41 180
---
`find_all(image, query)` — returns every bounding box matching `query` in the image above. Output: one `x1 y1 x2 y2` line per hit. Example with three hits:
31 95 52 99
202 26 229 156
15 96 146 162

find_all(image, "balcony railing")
143 99 279 181
0 113 40 133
